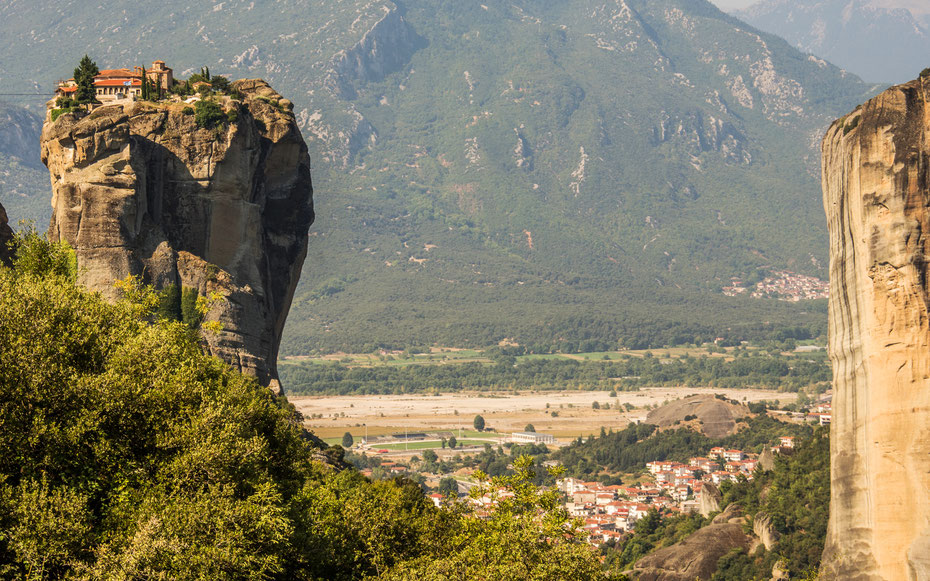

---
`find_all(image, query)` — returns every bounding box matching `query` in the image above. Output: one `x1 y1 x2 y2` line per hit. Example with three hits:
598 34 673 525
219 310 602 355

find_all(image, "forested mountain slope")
0 0 875 351
0 102 46 225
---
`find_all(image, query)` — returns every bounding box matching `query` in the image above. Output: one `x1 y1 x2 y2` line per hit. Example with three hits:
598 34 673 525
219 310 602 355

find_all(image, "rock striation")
821 75 930 580
0 202 13 266
40 80 314 393
752 511 779 551
697 481 721 518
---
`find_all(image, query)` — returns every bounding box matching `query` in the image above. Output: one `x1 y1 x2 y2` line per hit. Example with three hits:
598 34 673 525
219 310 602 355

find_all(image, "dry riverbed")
289 387 797 441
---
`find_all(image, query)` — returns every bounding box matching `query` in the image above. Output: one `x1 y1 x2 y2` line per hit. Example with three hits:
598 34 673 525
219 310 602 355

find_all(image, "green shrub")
194 99 226 129
180 286 201 329
843 115 860 135
210 75 230 93
181 106 194 115
50 107 81 123
157 283 182 321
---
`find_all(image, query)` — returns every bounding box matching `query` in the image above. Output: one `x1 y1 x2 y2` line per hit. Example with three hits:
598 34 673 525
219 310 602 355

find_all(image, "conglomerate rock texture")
40 80 314 393
821 76 930 580
0 202 13 266
626 504 751 581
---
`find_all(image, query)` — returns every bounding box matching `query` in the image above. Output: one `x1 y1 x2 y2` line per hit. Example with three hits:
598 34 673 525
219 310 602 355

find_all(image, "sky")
709 0 757 10
709 0 930 16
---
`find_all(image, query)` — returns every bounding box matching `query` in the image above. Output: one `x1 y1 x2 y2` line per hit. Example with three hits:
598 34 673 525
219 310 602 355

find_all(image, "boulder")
627 505 751 581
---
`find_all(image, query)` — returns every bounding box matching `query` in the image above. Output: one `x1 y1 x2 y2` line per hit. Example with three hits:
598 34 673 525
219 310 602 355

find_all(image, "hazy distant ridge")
735 0 930 83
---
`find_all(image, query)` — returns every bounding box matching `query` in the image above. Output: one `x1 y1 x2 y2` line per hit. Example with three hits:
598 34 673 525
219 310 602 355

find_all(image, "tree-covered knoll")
280 349 830 395
0 233 610 579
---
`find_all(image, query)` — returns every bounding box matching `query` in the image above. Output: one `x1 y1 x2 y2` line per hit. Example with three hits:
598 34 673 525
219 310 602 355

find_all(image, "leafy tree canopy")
0 233 609 579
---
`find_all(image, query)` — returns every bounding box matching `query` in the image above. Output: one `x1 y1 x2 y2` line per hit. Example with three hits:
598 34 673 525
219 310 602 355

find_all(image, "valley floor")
291 387 798 443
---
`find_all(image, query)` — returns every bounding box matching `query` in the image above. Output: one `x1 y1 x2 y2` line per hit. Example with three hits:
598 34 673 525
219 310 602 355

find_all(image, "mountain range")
0 0 876 352
0 103 45 225
735 0 930 83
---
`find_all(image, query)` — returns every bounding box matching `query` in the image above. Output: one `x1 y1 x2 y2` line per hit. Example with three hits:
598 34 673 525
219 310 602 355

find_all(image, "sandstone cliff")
698 481 721 518
41 80 314 393
821 75 930 580
0 201 13 266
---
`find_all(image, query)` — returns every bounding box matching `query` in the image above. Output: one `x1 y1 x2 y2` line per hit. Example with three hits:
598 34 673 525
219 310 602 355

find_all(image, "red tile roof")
95 68 136 78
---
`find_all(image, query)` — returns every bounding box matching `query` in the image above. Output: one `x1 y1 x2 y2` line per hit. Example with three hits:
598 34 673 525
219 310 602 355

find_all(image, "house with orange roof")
56 60 174 103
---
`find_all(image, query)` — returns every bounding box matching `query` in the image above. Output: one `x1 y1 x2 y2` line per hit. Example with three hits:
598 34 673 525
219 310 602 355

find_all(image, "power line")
0 93 53 96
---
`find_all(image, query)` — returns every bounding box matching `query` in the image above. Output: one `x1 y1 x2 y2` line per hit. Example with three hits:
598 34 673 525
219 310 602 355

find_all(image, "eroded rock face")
821 76 930 580
41 80 314 393
698 481 721 518
752 511 779 551
627 504 751 581
0 202 13 266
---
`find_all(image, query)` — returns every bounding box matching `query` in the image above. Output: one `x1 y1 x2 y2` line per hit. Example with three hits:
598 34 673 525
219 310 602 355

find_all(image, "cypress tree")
180 287 200 329
73 55 99 105
157 284 182 321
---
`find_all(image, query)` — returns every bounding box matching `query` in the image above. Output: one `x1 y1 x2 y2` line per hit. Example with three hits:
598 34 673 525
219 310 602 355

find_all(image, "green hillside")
0 102 47 227
0 0 875 352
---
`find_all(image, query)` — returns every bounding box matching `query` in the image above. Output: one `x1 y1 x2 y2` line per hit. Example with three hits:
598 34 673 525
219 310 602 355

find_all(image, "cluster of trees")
713 430 830 579
554 416 813 478
0 232 613 579
52 55 99 121
283 289 827 357
280 351 830 396
346 441 552 487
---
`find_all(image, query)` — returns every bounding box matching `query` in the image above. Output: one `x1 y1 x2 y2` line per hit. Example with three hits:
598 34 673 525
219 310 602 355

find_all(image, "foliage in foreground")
386 457 614 581
0 235 609 580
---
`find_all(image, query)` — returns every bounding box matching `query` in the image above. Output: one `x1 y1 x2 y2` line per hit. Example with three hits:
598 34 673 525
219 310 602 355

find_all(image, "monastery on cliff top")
56 60 173 102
